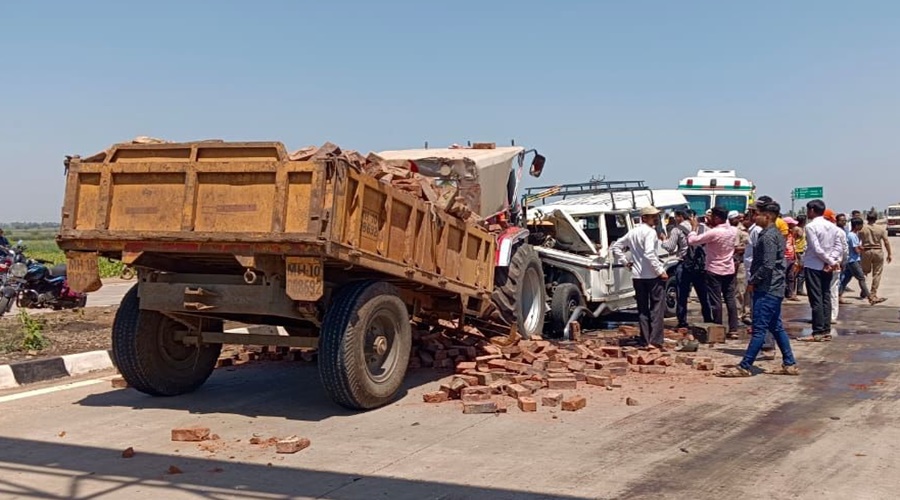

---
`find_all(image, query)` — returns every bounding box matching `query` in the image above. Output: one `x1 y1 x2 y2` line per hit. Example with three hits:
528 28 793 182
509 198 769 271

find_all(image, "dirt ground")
0 307 117 364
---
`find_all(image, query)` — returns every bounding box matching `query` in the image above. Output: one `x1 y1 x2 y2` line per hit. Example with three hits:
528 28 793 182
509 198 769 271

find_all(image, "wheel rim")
156 317 201 369
521 267 543 335
363 307 399 384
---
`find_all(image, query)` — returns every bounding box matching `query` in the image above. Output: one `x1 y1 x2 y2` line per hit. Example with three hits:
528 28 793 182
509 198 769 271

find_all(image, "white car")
523 181 688 337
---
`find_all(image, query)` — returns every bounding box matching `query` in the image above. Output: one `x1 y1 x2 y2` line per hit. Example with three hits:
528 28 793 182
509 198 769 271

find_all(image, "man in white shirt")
824 210 849 323
611 206 668 349
801 200 843 341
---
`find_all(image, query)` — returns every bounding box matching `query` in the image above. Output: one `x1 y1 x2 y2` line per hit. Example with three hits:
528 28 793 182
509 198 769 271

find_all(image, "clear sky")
2 0 899 222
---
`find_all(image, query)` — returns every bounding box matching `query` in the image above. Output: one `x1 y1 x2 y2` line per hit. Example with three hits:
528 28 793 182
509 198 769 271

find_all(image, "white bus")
677 169 756 215
887 203 900 237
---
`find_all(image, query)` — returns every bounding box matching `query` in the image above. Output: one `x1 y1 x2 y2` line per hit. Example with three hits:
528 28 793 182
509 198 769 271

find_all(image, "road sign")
792 187 823 199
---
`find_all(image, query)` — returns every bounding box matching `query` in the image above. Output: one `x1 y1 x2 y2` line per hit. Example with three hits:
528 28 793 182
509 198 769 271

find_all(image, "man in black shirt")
719 201 798 377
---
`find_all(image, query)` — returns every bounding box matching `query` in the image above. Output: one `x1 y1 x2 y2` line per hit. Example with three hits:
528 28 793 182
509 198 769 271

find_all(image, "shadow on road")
76 362 450 422
0 436 582 499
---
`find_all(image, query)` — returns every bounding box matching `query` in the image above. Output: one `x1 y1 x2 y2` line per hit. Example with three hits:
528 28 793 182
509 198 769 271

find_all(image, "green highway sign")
793 186 823 199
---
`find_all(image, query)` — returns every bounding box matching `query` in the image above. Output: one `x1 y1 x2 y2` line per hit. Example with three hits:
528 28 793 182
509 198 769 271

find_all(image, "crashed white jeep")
523 182 689 337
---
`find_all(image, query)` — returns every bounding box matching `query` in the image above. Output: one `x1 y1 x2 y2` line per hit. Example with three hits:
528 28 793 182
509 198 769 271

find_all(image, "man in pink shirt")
688 206 740 333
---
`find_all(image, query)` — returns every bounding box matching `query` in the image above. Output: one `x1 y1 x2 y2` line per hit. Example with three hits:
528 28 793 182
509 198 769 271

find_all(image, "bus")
677 169 755 215
887 203 900 237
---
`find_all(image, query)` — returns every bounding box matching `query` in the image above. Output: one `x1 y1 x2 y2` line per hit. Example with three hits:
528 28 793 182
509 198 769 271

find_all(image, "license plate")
65 251 103 293
285 257 324 301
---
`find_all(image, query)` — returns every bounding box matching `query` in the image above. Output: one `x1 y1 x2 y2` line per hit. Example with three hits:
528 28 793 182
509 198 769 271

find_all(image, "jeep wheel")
664 275 678 318
549 282 584 338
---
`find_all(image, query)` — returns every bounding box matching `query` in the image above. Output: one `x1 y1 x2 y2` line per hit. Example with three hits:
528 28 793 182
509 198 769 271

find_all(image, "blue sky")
2 0 899 221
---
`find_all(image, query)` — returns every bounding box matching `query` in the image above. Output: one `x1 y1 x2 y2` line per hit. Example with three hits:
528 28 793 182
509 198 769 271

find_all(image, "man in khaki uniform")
859 211 893 304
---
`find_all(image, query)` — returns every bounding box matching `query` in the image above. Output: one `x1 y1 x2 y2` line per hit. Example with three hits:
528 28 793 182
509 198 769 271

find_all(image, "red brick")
542 392 563 407
675 354 695 365
435 358 454 369
453 374 479 387
600 346 623 358
533 340 551 352
463 400 499 414
456 362 477 373
561 395 587 411
655 356 673 367
111 376 129 389
505 361 530 373
506 383 531 398
511 374 530 384
522 380 544 393
423 391 449 403
547 361 567 370
171 427 211 442
488 359 508 370
542 346 559 358
517 396 538 412
574 372 587 382
566 360 587 372
276 436 311 454
639 365 667 374
575 345 593 359
618 325 640 337
532 359 548 371
548 378 578 390
521 350 538 364
501 345 521 359
637 352 661 365
605 360 629 369
482 344 502 355
695 361 716 371
586 374 613 387
608 367 629 377
476 354 503 362
626 354 640 365
489 380 509 394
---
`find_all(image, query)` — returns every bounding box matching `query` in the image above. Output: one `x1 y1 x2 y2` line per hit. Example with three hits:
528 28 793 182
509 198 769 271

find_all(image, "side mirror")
530 153 546 178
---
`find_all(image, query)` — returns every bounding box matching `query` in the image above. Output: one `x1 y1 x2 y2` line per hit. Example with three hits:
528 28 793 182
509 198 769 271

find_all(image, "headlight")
10 262 27 278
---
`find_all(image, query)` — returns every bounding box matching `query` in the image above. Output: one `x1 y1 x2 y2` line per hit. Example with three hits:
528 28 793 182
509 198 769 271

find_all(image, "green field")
4 228 123 278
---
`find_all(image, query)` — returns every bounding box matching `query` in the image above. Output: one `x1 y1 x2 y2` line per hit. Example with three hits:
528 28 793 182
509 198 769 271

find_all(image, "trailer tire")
549 283 584 338
112 285 222 397
319 281 411 410
664 275 678 318
492 244 546 339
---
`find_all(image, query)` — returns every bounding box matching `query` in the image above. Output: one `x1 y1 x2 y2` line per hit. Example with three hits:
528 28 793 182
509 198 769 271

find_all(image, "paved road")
0 242 898 499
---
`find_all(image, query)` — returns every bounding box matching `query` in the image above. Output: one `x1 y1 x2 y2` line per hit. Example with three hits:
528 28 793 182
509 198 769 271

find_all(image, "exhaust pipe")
562 303 611 340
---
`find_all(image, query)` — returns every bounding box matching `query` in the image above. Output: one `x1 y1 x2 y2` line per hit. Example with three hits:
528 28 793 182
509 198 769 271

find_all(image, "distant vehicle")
887 203 900 237
523 180 688 337
677 169 755 215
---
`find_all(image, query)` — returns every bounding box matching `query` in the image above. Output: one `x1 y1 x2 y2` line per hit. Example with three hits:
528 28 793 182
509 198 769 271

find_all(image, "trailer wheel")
319 281 412 410
549 283 584 338
112 285 222 396
492 244 546 339
664 275 678 318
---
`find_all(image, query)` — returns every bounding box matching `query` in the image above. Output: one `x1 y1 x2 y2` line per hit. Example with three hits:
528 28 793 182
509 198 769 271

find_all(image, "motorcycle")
0 241 87 316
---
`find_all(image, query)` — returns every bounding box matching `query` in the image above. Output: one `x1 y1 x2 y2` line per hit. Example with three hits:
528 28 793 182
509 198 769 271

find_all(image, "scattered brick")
618 325 640 337
167 465 183 475
695 361 716 371
637 351 662 365
626 353 640 365
655 356 673 367
548 378 578 390
639 365 667 375
506 361 530 373
522 380 544 393
463 400 499 414
561 395 587 411
566 360 587 372
111 376 128 389
586 374 613 387
506 383 531 399
171 427 211 442
454 374 479 386
122 447 135 458
276 436 311 454
488 359 508 370
423 391 450 403
542 392 563 407
518 396 538 412
626 397 640 406
215 358 233 369
456 361 477 373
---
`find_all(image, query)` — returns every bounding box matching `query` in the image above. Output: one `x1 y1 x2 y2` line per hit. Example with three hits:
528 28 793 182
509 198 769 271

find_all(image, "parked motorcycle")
0 241 87 316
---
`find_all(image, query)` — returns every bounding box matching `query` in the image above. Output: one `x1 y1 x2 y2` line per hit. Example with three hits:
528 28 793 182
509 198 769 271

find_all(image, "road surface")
0 240 898 499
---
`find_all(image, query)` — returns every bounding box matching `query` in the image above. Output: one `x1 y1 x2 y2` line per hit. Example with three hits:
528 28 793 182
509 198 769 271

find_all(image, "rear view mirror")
530 153 546 178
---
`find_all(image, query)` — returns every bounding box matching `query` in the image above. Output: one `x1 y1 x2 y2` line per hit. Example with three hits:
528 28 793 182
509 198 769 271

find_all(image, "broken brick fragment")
463 400 499 414
517 396 538 412
276 436 311 454
547 378 577 390
171 427 211 442
423 391 450 403
639 365 667 374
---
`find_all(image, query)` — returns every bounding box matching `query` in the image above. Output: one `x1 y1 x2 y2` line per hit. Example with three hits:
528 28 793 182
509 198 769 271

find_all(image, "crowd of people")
611 197 894 377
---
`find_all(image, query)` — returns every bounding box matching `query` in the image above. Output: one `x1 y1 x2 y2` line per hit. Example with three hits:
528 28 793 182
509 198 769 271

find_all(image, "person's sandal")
768 364 800 376
717 366 752 377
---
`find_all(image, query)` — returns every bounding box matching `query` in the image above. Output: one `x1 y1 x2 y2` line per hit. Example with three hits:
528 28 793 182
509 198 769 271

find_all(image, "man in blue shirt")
839 218 870 302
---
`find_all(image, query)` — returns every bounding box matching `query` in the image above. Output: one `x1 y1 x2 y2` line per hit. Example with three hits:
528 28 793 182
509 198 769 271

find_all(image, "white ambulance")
677 170 756 215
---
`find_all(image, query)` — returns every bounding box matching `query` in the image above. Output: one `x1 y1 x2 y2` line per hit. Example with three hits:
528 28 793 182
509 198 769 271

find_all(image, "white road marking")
0 377 112 404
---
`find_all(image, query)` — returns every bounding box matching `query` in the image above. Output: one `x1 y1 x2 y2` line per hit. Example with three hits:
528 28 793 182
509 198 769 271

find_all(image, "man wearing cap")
859 211 892 304
718 201 799 377
611 206 668 349
801 200 843 341
688 206 740 335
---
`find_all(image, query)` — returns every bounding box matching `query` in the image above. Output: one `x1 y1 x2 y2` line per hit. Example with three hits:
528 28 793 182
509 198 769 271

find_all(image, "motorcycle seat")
49 264 67 277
